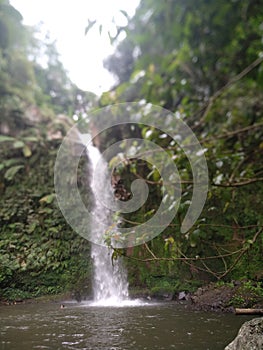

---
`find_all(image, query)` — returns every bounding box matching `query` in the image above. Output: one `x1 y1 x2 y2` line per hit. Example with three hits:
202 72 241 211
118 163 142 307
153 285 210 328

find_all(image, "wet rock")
150 292 174 301
162 293 174 301
225 317 263 350
72 290 82 303
178 291 190 301
178 291 185 300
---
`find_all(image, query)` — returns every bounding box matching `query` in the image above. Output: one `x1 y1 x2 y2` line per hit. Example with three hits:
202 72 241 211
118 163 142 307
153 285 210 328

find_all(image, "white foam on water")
89 298 147 307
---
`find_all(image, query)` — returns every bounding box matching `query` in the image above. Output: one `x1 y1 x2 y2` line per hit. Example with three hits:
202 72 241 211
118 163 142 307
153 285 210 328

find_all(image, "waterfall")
87 144 129 306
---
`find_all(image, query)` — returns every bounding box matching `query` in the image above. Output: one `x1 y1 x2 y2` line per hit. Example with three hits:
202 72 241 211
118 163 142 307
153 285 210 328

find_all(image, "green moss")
0 134 92 302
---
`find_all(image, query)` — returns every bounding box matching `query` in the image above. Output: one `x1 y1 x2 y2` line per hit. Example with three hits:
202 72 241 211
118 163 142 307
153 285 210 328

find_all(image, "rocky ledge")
190 281 263 312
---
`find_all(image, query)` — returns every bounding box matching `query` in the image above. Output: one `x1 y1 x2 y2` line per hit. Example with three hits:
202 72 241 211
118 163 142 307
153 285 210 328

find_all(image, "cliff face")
0 109 92 302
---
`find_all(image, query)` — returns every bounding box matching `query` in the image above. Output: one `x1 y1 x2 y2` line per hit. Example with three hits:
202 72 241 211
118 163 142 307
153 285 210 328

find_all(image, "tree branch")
218 227 263 279
117 227 263 280
212 177 263 187
204 122 263 142
200 56 263 122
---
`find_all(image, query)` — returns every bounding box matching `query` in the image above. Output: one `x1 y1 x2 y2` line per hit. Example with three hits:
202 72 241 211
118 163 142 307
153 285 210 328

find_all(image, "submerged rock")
225 317 263 350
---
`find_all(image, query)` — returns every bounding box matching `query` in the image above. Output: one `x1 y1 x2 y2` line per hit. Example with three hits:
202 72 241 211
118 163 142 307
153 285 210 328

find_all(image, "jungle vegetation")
0 0 262 301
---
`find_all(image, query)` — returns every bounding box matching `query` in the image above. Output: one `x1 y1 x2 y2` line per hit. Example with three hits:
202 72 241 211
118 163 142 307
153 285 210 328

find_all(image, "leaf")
108 155 120 169
120 9 129 20
0 135 15 142
223 202 230 213
153 169 160 182
164 236 175 251
3 158 22 167
23 144 32 157
85 19 96 35
4 165 24 181
22 136 39 142
144 209 155 218
28 222 37 233
13 140 24 148
39 193 55 204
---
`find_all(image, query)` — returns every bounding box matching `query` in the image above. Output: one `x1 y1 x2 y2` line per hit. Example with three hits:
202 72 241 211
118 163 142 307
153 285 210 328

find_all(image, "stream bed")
0 301 253 350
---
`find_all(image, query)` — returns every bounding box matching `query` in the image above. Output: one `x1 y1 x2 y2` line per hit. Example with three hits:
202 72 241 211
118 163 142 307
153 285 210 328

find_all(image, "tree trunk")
235 308 263 315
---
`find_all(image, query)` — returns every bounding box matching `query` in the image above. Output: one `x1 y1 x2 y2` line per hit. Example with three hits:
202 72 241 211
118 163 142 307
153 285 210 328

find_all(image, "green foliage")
101 0 263 289
0 2 97 302
243 281 263 298
1 0 263 301
227 281 263 308
0 134 92 301
4 165 24 180
0 1 97 135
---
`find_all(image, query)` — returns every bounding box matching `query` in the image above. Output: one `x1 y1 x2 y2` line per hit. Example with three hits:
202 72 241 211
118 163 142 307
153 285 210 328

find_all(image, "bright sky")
10 0 140 95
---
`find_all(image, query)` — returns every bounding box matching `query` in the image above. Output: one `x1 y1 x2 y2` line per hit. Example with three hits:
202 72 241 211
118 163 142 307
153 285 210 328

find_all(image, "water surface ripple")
0 302 253 350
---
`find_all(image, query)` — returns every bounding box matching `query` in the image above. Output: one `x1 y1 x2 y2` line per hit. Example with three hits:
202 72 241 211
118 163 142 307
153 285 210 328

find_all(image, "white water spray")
87 144 130 306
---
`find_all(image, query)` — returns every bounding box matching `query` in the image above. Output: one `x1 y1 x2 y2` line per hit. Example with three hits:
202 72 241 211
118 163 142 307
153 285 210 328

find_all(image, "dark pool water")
0 301 253 350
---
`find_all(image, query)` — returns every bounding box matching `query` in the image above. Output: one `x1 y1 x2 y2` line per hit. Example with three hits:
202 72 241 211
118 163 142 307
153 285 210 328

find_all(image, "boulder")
225 317 263 350
178 291 190 301
178 291 186 300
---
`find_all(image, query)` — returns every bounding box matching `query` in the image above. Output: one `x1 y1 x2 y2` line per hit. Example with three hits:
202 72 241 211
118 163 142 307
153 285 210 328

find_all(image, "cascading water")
87 144 129 306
